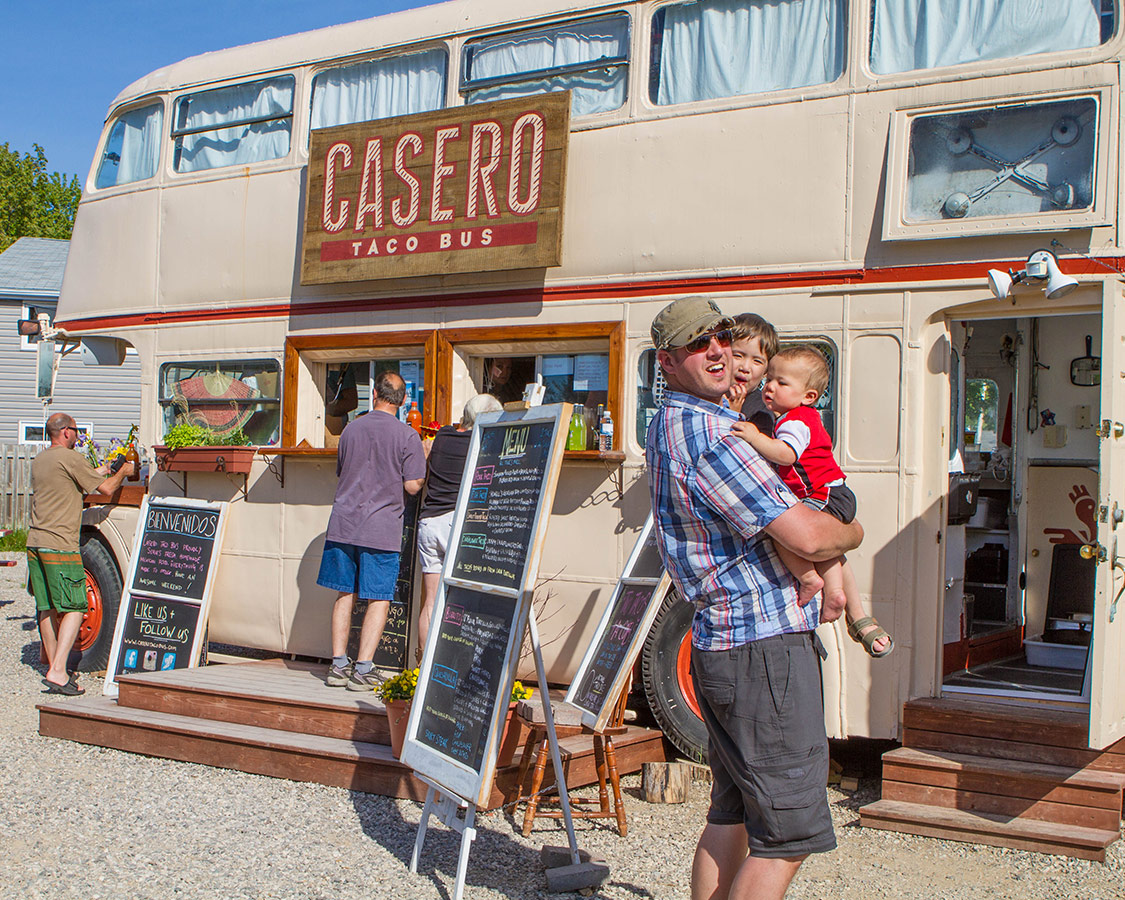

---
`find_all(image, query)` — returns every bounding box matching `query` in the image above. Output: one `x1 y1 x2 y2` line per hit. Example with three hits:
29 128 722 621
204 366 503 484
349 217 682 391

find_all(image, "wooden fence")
0 442 35 530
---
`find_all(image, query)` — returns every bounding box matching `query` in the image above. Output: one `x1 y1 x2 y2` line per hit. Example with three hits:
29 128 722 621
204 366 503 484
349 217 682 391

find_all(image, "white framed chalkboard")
565 515 670 732
103 496 229 697
401 403 570 806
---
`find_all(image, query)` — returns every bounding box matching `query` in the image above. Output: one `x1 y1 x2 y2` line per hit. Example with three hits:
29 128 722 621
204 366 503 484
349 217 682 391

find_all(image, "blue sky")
0 1 437 182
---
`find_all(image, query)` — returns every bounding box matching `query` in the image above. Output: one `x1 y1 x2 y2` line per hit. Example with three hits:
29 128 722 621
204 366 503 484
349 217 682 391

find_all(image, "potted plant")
377 667 419 759
153 424 255 474
497 680 534 768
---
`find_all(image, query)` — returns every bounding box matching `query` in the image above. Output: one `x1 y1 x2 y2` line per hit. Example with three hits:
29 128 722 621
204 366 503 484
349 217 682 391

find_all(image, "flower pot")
153 445 255 474
385 698 412 759
496 701 522 768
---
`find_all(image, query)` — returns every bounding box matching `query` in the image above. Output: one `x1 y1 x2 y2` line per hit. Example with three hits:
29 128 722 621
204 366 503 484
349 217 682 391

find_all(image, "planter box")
153 445 255 474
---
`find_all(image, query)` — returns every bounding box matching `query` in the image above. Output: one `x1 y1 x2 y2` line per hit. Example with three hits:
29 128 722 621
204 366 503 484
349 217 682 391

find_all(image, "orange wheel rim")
76 570 103 651
675 630 701 719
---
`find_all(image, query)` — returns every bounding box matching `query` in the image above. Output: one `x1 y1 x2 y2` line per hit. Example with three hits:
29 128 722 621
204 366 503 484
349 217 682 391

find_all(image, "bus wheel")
76 537 121 673
641 590 708 764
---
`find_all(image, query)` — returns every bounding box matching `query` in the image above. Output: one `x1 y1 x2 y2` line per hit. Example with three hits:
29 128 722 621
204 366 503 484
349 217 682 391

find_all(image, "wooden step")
38 695 669 810
117 658 392 744
880 748 1125 832
903 698 1125 772
859 798 1120 862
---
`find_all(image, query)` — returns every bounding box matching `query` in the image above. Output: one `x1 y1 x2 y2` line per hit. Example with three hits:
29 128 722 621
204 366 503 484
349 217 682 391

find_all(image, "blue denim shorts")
316 541 400 601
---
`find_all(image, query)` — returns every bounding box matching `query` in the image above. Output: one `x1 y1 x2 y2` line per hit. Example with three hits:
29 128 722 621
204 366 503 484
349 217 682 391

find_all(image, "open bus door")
1088 283 1125 750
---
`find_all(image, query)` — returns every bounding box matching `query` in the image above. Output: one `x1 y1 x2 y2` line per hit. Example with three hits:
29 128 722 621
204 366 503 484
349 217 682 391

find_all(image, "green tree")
0 143 82 253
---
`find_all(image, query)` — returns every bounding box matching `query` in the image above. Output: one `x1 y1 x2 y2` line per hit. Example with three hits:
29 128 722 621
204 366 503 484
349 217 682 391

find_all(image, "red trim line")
55 257 1116 333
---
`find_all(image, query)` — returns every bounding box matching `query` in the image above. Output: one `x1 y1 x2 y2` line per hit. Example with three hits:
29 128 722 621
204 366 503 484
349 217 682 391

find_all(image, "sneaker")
346 668 385 692
326 662 351 687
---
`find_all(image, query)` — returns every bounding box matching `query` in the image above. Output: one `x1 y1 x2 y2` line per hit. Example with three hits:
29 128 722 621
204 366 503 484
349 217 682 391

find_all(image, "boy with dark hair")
732 345 893 657
727 313 778 436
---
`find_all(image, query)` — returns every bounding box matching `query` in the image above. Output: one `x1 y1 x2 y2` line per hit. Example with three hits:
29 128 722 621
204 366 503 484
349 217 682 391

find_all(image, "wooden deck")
38 659 670 810
860 697 1125 861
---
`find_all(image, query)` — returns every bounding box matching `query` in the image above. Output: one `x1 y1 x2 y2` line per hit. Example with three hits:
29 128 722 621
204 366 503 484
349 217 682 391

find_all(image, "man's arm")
94 461 135 497
764 504 863 561
404 477 425 496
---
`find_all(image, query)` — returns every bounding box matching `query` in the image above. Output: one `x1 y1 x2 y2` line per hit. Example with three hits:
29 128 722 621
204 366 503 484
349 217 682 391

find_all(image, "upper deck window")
870 0 1108 75
311 48 447 131
462 15 629 116
649 0 846 106
95 102 163 188
172 76 295 173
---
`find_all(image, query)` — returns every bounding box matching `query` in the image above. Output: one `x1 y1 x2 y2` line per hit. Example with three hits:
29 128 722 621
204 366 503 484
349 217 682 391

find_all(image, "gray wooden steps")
36 659 670 810
859 798 1120 862
860 699 1125 860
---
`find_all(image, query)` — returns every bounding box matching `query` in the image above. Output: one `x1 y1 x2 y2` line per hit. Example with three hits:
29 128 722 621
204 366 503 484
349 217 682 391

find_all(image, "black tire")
641 590 708 763
76 536 122 673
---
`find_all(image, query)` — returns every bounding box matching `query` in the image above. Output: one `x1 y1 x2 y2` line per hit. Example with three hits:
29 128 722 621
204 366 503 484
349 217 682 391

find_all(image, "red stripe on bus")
55 256 1114 333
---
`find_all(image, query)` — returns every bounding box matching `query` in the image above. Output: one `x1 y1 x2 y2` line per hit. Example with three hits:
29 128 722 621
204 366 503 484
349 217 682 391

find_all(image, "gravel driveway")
2 551 1122 899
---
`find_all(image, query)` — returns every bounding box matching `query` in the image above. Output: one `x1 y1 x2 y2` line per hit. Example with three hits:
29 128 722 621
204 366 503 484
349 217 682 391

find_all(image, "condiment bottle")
407 401 422 434
599 408 614 452
125 442 140 481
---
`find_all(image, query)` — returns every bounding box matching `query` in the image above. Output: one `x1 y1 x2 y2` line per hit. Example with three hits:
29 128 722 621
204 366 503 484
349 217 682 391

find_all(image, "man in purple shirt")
317 371 426 690
647 297 863 900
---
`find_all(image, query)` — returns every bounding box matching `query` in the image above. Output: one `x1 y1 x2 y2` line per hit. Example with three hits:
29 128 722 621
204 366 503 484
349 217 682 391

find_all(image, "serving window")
158 359 281 446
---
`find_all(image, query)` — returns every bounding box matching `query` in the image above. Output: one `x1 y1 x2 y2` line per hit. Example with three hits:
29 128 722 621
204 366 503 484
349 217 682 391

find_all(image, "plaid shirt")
646 390 820 650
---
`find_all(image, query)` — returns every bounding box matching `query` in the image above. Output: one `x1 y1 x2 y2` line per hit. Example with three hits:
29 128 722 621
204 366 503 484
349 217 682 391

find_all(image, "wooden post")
642 761 691 804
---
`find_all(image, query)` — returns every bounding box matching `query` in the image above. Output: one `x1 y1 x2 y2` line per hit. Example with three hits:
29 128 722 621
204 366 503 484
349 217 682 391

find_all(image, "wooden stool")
515 686 630 837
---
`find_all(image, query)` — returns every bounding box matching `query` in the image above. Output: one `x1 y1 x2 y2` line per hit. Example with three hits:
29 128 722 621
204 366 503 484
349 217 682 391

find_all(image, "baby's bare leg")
815 556 848 623
774 542 824 607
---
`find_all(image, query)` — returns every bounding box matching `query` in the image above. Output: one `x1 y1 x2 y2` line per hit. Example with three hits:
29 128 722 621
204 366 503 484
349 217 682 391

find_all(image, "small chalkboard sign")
566 515 670 732
104 497 228 697
401 403 570 806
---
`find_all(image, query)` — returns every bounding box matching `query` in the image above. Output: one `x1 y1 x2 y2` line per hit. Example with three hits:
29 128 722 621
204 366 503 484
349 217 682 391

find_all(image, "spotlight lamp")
987 249 1077 303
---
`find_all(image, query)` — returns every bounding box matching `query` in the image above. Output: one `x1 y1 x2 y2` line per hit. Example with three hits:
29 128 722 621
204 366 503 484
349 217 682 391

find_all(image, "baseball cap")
650 297 733 350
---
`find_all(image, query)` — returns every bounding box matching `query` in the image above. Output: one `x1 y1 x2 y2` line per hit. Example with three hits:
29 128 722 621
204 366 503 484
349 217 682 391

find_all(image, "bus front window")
95 102 163 189
159 359 281 446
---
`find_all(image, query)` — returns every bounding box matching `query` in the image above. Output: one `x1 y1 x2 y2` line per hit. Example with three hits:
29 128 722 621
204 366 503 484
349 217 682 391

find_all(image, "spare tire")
641 589 708 763
75 536 122 673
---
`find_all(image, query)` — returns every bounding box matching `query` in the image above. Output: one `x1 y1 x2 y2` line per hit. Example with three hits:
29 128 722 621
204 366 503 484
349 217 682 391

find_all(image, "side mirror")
36 340 57 401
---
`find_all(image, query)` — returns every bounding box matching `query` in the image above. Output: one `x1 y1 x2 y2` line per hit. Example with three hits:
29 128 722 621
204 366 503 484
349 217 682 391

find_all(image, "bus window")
172 76 295 174
649 0 846 106
95 102 163 189
159 359 281 445
324 357 425 438
310 48 447 131
870 0 1108 75
462 14 629 116
540 353 610 408
635 340 837 446
906 97 1096 222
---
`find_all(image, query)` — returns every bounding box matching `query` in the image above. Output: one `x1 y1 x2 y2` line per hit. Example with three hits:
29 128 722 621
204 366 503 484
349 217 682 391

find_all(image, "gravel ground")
2 551 1123 900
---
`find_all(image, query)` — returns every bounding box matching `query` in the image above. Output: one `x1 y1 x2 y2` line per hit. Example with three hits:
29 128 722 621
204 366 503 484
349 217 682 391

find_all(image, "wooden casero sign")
301 93 570 284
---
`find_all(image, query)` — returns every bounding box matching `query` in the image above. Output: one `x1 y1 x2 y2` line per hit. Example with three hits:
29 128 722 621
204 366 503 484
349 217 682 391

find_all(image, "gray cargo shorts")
691 630 836 858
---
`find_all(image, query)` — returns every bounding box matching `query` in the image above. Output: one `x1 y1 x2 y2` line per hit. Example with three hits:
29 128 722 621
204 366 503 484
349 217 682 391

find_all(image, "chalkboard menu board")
131 503 220 601
566 516 670 732
401 403 570 806
104 497 229 697
415 586 518 771
450 420 555 591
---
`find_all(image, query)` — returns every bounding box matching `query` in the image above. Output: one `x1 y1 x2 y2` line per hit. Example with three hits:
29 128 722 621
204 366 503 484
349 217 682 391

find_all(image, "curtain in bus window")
96 103 163 188
311 49 446 130
465 16 628 116
174 78 294 173
655 0 845 106
871 0 1102 74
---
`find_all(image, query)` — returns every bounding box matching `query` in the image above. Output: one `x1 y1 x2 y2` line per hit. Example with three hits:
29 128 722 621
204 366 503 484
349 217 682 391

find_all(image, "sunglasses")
680 328 733 355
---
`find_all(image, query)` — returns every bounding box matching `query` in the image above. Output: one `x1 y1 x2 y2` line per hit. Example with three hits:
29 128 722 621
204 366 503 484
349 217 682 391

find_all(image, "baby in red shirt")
732 345 892 657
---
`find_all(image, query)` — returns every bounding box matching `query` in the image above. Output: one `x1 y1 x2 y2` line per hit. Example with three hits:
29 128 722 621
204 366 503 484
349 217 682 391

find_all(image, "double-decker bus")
56 0 1125 760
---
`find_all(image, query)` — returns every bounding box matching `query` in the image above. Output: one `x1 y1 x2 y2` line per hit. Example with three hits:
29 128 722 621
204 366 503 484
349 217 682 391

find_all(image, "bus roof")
111 0 622 111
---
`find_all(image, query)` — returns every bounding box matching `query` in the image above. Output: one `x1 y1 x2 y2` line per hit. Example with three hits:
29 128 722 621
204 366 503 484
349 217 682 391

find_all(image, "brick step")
903 698 1125 771
881 748 1124 832
38 694 668 811
859 798 1121 862
117 659 393 744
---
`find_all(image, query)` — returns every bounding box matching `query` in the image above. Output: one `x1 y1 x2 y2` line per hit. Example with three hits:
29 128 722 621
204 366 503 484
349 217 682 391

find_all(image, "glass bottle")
567 406 586 451
591 403 604 450
407 401 422 435
124 442 140 481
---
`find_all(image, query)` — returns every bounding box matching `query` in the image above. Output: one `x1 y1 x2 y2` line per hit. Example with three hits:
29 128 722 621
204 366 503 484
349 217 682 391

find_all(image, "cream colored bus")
56 0 1125 761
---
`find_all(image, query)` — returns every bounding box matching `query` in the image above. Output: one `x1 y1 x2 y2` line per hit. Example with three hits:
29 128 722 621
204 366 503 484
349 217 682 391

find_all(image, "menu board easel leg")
411 776 477 900
527 608 581 866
